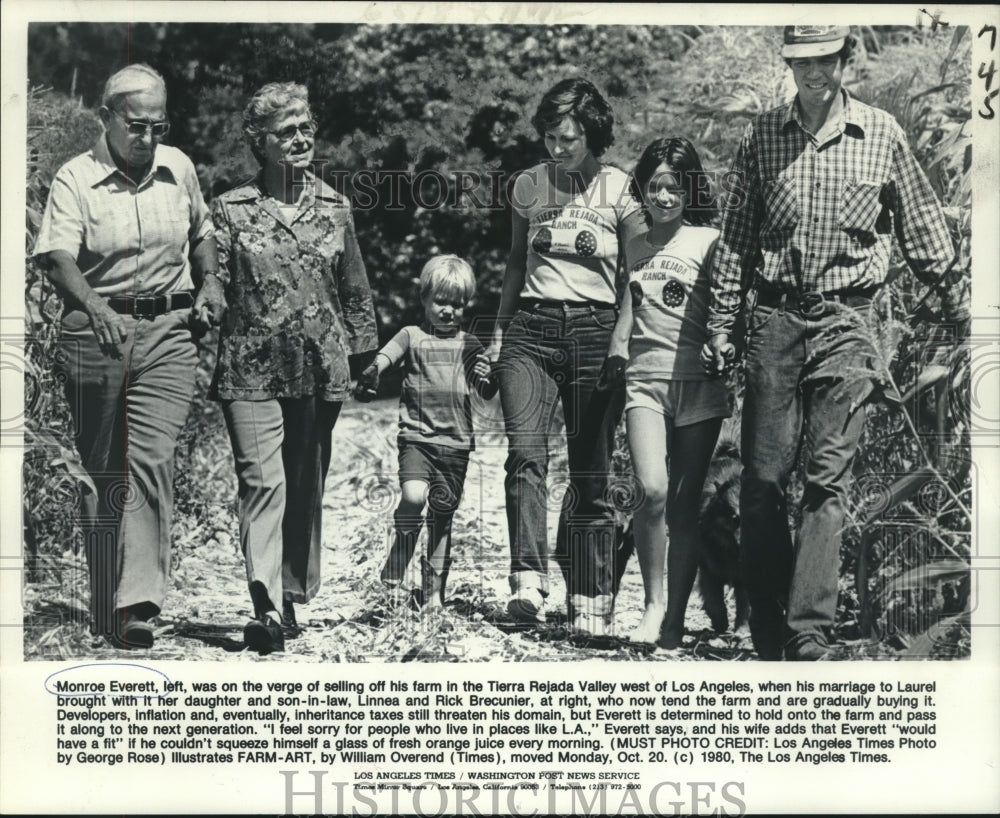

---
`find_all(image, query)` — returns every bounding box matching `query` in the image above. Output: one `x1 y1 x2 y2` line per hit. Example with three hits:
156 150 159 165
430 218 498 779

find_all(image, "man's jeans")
741 301 873 657
497 304 624 616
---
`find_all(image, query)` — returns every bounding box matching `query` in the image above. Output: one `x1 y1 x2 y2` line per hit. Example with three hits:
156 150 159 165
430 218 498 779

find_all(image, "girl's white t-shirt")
624 224 720 381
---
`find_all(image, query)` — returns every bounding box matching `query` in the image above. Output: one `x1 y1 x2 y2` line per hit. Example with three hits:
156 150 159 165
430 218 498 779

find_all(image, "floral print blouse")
210 173 377 401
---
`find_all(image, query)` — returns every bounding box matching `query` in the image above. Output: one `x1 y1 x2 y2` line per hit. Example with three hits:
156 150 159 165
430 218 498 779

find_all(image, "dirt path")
24 399 752 662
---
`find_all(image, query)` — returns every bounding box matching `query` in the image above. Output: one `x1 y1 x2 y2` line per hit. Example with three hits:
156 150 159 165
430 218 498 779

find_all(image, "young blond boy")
356 255 497 607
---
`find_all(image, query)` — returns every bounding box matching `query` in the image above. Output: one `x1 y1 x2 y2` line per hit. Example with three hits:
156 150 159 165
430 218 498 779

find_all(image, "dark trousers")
497 304 624 614
741 302 872 657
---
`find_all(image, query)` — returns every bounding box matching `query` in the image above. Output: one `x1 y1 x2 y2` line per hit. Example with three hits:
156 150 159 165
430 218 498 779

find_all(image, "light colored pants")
222 397 341 617
58 308 197 630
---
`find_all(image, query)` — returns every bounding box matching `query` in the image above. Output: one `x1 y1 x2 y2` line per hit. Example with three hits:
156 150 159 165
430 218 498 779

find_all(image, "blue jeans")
741 302 873 657
497 304 624 610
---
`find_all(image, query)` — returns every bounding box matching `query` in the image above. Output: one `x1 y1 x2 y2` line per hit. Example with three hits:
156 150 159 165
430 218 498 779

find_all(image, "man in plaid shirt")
702 25 970 660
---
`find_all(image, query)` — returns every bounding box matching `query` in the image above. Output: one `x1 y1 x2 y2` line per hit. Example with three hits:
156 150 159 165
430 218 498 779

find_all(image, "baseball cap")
781 25 851 59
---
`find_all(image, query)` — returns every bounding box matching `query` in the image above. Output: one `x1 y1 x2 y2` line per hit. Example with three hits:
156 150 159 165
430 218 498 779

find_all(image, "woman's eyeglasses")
113 110 170 138
269 121 317 143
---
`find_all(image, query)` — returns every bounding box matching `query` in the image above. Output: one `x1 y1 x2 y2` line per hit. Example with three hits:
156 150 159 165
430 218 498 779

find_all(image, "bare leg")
626 407 669 644
423 509 456 608
381 480 428 587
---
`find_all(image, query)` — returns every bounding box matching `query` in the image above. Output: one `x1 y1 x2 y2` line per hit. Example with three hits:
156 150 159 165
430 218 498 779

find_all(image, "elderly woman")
491 78 641 637
203 82 377 654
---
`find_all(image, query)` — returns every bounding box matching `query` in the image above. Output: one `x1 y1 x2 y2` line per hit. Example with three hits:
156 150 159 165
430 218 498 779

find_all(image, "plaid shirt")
708 91 963 335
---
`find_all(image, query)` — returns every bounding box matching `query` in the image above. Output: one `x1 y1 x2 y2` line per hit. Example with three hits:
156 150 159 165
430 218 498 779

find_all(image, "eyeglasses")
268 121 317 143
112 110 170 138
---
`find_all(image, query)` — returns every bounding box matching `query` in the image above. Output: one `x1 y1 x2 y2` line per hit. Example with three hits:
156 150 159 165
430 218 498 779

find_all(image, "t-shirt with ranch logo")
624 225 719 381
511 163 640 304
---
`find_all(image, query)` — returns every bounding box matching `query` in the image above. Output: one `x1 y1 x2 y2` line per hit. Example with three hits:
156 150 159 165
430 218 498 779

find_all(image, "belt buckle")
133 297 157 320
799 291 826 318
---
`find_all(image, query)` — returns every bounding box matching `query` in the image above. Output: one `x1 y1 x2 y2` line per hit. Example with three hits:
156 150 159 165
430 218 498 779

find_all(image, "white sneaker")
572 611 609 638
567 594 613 637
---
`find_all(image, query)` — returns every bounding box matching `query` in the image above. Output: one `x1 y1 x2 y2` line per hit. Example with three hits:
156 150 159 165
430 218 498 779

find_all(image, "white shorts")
624 378 731 427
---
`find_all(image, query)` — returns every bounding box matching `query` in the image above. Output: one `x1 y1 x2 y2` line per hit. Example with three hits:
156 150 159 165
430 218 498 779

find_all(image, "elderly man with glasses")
33 63 223 649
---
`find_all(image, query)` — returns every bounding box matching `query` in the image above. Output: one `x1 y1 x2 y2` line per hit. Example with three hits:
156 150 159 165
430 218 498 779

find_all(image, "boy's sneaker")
507 588 545 625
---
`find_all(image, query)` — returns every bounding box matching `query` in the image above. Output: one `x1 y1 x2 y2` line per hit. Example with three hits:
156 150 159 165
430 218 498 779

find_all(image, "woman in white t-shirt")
606 137 731 648
489 78 640 637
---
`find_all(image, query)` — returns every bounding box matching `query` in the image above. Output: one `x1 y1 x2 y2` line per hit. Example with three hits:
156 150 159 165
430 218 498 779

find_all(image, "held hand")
485 342 504 382
596 354 628 392
473 352 500 399
354 363 379 402
701 334 735 377
473 353 492 381
84 294 127 352
191 275 227 335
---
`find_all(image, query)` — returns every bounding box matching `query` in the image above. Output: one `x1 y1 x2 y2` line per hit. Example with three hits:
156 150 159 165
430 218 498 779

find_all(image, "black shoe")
281 600 302 638
749 617 785 661
106 608 154 650
244 613 284 654
753 641 784 661
507 589 546 626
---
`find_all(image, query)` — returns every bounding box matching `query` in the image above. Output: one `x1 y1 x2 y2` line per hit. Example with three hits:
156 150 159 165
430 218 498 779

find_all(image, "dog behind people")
697 432 749 635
